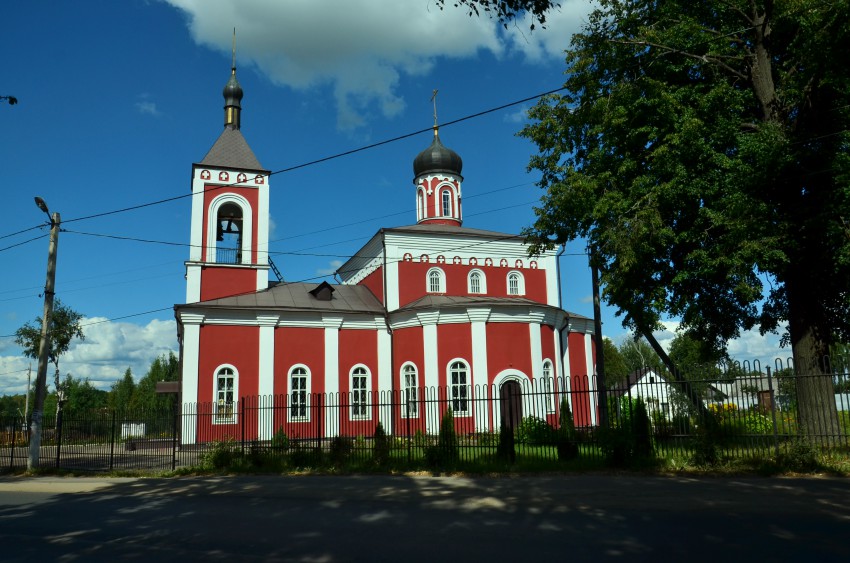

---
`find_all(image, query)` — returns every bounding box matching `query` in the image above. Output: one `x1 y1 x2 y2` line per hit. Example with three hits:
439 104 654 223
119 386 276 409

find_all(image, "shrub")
199 437 238 470
329 436 354 465
373 422 390 466
271 428 290 452
632 398 653 458
516 416 556 445
425 409 459 467
496 418 515 463
557 397 578 461
779 438 819 472
742 412 773 435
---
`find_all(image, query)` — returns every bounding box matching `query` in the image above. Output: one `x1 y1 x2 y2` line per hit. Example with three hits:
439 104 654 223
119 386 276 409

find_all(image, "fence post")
9 417 16 471
407 389 412 464
55 404 64 469
241 396 246 456
109 409 116 471
171 402 179 471
766 366 780 457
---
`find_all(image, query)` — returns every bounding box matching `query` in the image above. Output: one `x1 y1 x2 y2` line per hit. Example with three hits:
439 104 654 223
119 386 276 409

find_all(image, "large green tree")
519 0 850 437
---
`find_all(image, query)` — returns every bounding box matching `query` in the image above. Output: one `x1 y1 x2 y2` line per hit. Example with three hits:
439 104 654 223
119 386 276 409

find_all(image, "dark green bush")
516 416 556 445
557 397 578 461
272 427 290 452
497 419 516 463
328 436 354 465
373 422 390 466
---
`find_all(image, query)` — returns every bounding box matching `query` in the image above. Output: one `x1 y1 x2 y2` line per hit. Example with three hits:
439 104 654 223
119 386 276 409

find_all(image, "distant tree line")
0 352 179 420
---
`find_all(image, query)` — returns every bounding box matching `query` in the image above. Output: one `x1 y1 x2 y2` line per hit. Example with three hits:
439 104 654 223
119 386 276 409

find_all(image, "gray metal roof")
199 127 264 171
177 282 384 314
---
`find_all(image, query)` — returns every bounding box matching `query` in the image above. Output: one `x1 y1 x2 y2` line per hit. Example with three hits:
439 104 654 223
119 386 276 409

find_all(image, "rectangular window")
291 374 308 420
403 367 418 417
352 370 369 419
450 362 469 414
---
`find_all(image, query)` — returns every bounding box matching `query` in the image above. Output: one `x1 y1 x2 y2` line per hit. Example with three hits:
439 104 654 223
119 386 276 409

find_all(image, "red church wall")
196 325 260 441
202 185 259 263
567 332 593 427
395 261 550 307
392 326 426 435
273 327 325 436
435 323 473 432
200 267 257 301
337 329 379 436
274 327 325 395
359 268 384 304
486 323 532 383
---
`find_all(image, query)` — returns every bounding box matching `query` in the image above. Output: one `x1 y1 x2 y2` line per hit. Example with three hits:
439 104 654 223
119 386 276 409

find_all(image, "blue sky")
0 0 782 395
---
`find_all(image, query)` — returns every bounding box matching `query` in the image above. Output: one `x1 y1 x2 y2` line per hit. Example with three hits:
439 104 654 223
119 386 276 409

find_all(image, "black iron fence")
3 367 849 472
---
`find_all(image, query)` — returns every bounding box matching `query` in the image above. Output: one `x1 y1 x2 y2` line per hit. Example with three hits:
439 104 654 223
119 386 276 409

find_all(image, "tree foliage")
435 0 558 29
15 299 85 385
520 0 850 435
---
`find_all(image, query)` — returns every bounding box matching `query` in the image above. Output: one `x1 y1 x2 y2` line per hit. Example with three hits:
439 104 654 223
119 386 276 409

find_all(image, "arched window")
441 190 452 216
468 269 486 294
507 271 525 295
418 189 425 220
350 365 371 420
402 363 418 417
207 193 253 265
216 202 243 264
542 360 554 412
289 365 310 421
448 360 470 414
427 268 445 293
214 365 237 424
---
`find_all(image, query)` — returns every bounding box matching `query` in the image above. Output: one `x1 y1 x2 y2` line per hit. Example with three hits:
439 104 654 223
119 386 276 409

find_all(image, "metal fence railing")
3 367 849 473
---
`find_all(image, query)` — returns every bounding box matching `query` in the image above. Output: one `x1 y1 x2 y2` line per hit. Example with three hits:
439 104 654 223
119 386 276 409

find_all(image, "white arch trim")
205 192 254 264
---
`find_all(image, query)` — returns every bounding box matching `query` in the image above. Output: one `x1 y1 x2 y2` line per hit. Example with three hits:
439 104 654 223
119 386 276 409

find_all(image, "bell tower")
185 43 270 303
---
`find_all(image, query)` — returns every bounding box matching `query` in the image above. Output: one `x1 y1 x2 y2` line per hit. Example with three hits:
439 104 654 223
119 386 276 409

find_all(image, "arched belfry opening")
216 202 243 263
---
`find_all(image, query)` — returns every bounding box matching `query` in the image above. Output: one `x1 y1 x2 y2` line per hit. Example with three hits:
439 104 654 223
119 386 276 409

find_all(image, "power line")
54 87 565 227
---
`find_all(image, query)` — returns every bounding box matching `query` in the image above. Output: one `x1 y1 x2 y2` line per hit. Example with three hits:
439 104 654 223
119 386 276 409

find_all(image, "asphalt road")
0 473 848 561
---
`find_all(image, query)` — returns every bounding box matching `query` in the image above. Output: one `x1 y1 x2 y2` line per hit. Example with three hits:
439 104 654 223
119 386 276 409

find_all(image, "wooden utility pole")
591 256 608 427
28 199 59 470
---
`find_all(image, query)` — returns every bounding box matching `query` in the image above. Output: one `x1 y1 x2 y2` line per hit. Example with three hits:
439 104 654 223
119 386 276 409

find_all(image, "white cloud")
0 318 178 395
503 0 595 61
163 0 595 130
317 260 343 277
135 96 162 117
503 104 530 124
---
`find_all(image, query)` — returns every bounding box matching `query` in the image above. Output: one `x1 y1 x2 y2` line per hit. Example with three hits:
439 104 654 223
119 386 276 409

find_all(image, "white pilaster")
419 311 439 434
323 315 343 437
179 313 204 445
257 315 279 440
377 322 392 433
469 308 490 432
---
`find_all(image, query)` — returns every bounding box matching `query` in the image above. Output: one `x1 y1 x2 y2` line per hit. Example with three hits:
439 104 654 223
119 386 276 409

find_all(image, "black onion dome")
413 130 462 177
223 70 243 106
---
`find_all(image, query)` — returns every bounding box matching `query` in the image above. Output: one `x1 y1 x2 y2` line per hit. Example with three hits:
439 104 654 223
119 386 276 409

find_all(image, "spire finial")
430 89 439 136
231 28 237 71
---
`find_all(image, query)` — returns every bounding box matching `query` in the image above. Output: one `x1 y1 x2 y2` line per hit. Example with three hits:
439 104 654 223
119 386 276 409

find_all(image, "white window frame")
507 270 525 296
401 362 419 418
213 364 238 424
467 269 486 294
289 365 310 422
350 364 372 420
448 359 471 416
205 193 253 264
427 267 446 293
417 189 425 221
441 189 452 216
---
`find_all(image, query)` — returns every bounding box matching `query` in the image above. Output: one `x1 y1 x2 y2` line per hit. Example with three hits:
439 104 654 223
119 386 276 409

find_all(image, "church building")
174 64 597 444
